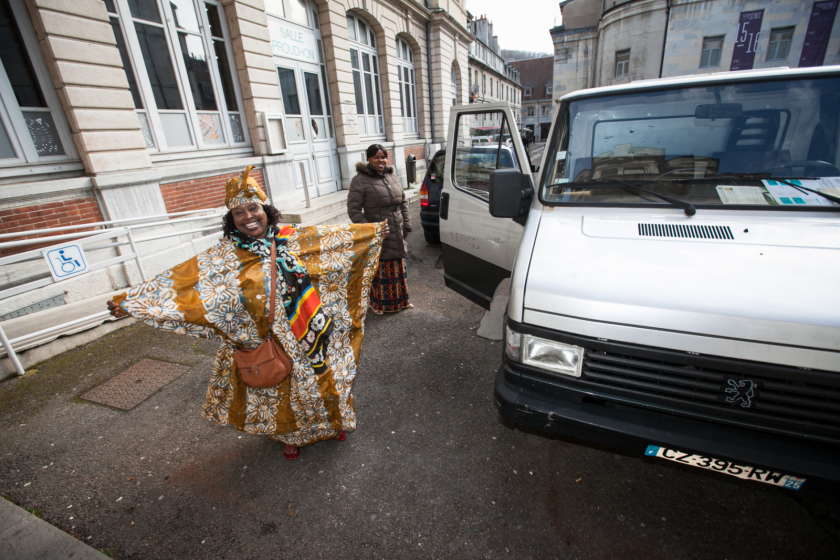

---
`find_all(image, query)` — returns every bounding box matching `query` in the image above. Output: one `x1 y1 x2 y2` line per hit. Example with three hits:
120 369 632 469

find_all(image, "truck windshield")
542 76 840 209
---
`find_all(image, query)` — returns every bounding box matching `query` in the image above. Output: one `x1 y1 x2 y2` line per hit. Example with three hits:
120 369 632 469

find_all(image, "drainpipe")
659 0 671 78
425 1 436 146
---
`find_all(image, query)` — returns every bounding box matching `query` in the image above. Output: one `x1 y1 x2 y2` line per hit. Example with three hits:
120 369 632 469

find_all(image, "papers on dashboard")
762 179 839 206
716 186 768 205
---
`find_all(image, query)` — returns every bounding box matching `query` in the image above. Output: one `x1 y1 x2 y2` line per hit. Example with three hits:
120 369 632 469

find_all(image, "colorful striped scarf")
229 225 333 373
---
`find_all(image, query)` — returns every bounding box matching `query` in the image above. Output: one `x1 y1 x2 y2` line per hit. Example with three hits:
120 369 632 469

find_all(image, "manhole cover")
81 359 191 410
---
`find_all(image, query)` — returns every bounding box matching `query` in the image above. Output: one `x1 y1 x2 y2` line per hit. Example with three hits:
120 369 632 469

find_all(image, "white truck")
438 66 840 489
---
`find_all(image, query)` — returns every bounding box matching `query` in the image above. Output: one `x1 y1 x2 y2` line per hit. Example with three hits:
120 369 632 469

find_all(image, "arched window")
102 0 248 152
346 13 384 137
397 38 417 136
0 0 77 168
450 65 458 106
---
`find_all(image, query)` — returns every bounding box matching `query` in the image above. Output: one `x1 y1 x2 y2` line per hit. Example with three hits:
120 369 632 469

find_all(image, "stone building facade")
466 14 522 126
508 56 554 141
551 0 840 102
0 0 472 239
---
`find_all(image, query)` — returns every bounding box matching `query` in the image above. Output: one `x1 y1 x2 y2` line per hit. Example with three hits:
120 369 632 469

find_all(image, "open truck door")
439 102 534 310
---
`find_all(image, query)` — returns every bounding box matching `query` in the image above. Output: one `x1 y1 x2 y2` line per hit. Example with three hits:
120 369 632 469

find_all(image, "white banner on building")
268 19 318 63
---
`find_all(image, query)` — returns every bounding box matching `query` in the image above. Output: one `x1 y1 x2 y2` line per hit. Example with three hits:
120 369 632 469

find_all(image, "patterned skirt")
370 259 410 313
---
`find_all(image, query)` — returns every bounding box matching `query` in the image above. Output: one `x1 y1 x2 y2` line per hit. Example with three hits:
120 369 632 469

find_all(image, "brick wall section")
160 168 266 214
0 196 105 257
404 144 427 163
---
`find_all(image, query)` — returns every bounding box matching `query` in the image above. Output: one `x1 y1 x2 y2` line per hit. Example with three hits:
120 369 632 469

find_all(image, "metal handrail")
0 207 223 240
0 208 226 377
0 210 225 249
86 224 222 251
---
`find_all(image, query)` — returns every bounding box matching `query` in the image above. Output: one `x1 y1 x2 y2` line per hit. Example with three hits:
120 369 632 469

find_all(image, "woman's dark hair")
365 144 388 160
222 203 283 239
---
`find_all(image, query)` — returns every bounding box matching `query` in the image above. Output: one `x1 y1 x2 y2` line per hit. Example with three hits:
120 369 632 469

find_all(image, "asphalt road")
1 202 838 559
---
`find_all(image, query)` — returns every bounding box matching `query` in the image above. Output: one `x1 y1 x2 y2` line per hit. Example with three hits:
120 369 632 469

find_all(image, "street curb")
0 498 109 560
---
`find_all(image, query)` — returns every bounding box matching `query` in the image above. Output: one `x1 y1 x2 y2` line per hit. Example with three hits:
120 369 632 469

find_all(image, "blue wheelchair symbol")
56 249 82 273
45 244 87 279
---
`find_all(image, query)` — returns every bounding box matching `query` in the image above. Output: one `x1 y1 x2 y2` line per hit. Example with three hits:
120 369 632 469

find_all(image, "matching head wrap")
225 165 267 210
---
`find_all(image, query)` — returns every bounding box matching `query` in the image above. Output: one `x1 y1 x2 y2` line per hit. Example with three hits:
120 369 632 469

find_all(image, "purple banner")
799 1 839 67
730 10 764 71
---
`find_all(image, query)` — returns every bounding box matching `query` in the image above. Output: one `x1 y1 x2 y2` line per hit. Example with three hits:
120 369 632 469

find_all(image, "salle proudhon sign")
268 19 318 63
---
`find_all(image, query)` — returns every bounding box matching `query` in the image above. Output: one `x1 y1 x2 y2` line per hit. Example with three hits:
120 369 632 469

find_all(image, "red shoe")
334 430 347 442
284 445 299 460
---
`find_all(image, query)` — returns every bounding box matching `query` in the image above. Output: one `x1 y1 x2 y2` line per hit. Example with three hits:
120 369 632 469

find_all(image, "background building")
509 56 554 141
466 14 522 126
0 0 472 325
551 0 840 103
0 0 472 226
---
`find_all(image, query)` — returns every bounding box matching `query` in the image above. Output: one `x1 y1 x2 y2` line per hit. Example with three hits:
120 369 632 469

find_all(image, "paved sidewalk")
1 497 108 560
1 202 836 560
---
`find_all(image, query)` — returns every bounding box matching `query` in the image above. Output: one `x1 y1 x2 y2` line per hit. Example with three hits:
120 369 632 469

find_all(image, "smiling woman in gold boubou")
106 166 385 461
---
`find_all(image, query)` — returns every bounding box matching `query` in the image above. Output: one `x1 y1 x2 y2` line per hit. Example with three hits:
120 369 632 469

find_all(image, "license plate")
644 445 806 490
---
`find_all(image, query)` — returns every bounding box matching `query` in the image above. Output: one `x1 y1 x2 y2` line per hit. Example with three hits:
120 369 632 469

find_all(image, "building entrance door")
277 61 339 202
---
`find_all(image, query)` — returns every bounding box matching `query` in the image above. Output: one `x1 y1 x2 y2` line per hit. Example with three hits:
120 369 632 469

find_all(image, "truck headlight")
522 335 583 377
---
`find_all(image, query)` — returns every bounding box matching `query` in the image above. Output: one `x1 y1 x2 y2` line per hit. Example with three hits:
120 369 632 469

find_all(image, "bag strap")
268 237 277 326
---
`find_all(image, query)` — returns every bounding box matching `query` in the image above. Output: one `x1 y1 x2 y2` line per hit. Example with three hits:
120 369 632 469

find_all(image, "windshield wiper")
579 178 697 216
764 178 840 206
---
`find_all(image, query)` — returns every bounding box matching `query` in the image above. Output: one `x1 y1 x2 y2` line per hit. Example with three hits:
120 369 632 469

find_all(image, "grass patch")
100 549 116 558
25 507 43 518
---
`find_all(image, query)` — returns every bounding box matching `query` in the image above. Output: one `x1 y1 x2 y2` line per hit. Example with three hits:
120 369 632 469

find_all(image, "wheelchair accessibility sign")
43 242 89 281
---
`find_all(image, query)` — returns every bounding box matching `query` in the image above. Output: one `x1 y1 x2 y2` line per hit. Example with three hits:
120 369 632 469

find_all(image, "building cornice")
551 24 598 38
430 8 472 42
601 0 667 23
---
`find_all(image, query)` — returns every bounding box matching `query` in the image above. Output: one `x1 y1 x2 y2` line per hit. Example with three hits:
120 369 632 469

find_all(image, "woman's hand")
403 229 409 239
381 222 390 238
107 300 127 318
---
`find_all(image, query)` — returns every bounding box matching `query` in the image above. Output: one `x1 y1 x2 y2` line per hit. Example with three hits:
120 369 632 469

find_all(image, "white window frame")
767 27 794 61
396 37 418 136
524 83 532 97
268 0 334 142
527 106 534 117
0 0 79 175
615 50 630 78
264 0 312 27
450 64 458 107
347 12 384 138
699 37 723 68
546 82 552 95
108 0 249 156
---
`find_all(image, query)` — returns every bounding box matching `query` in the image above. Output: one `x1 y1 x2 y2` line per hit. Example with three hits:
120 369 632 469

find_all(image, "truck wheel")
424 231 440 245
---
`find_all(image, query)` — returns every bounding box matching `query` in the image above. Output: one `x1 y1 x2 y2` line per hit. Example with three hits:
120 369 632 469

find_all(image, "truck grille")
582 347 840 441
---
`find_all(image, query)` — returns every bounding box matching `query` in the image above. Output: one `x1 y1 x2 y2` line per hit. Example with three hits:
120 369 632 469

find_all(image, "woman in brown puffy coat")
347 144 413 314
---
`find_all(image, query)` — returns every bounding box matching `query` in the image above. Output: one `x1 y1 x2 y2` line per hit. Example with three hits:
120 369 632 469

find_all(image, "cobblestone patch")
80 359 191 410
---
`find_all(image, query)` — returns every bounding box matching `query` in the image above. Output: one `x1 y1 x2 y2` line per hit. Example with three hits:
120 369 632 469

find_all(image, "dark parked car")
419 148 446 244
420 145 520 244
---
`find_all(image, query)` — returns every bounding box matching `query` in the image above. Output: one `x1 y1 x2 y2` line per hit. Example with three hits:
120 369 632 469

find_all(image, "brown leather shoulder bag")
233 240 292 388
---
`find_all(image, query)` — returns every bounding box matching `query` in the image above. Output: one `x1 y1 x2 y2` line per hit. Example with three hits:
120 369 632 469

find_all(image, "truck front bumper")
494 361 840 483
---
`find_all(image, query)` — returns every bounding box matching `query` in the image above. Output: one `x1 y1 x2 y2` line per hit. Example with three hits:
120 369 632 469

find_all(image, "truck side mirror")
489 168 534 219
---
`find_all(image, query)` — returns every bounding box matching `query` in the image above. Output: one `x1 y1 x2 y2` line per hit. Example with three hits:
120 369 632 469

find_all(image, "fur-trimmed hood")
355 161 394 176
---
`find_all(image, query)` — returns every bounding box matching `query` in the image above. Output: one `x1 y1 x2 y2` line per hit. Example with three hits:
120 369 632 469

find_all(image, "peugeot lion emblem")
725 379 756 408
